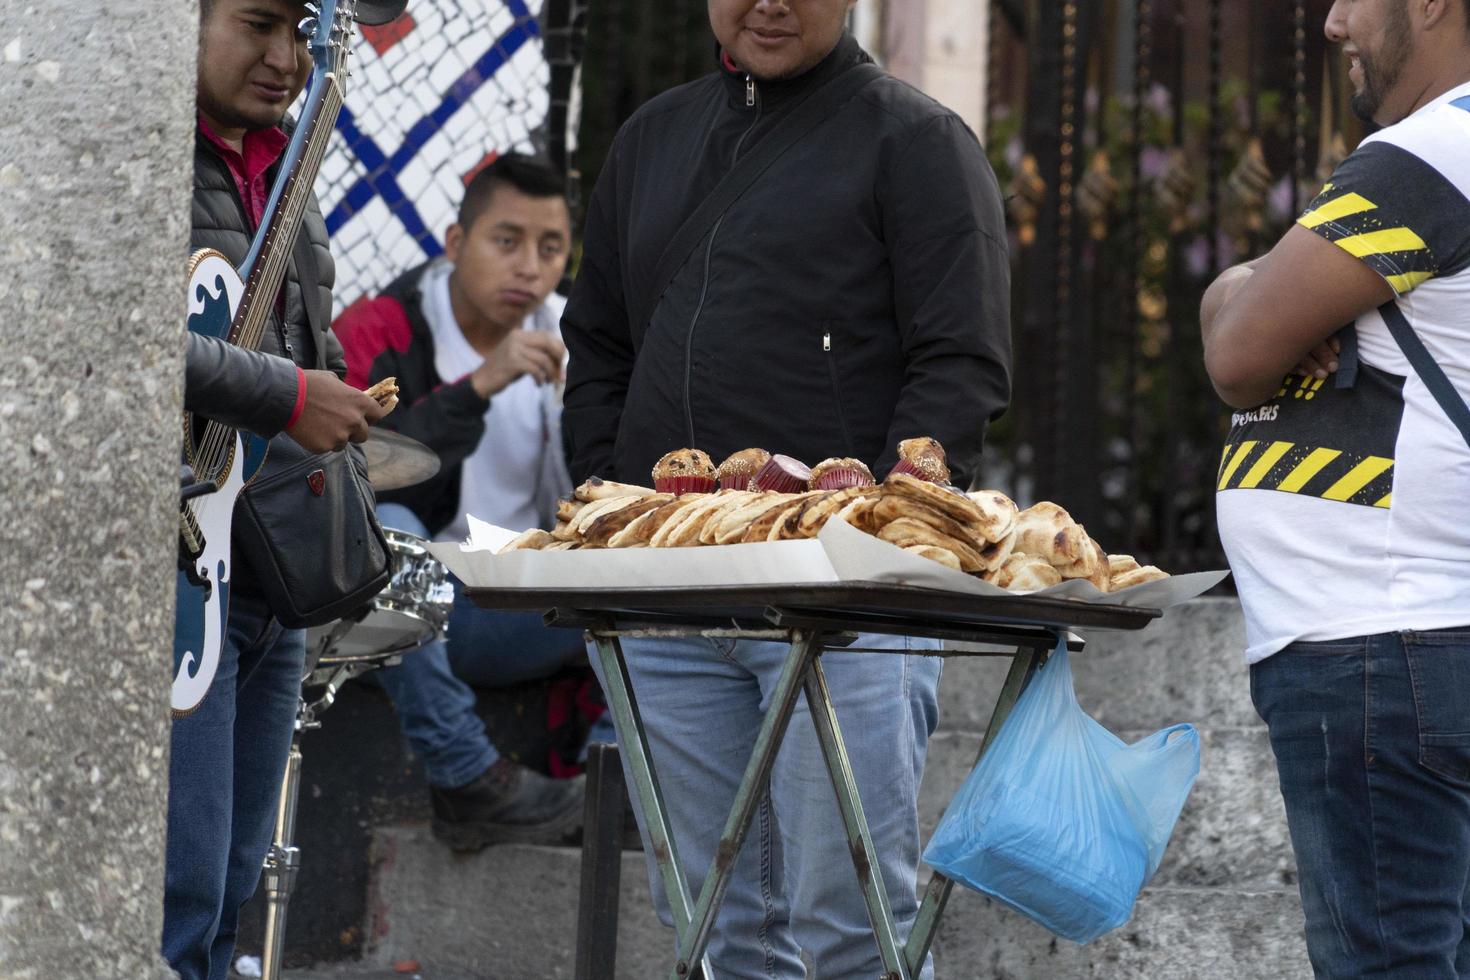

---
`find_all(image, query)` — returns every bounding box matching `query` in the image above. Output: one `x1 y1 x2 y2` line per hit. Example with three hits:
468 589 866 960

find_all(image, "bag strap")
1378 299 1470 451
632 62 886 333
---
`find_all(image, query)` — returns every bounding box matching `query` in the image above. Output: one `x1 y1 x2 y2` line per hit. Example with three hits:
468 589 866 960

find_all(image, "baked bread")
364 376 399 413
1108 554 1140 576
710 494 796 544
1110 564 1170 590
1012 502 1092 567
877 517 989 572
581 493 674 547
742 495 818 543
796 486 879 536
903 544 962 570
555 497 585 524
833 493 882 533
647 494 716 547
884 474 996 537
573 477 656 502
965 489 1020 542
496 527 554 554
985 553 1064 591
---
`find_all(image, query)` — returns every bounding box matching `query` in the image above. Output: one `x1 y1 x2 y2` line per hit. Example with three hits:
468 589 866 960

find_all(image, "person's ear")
445 223 464 264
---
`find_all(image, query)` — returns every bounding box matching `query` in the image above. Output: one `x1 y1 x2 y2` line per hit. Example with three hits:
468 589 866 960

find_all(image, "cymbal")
361 428 440 491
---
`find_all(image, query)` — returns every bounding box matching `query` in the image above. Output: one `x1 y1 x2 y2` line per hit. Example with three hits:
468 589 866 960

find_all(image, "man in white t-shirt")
335 155 604 848
1201 1 1470 972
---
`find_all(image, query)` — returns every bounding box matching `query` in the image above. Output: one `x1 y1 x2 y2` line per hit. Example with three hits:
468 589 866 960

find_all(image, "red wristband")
286 366 308 430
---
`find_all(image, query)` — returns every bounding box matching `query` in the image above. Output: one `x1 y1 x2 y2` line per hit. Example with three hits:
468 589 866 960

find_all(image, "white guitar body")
174 251 255 715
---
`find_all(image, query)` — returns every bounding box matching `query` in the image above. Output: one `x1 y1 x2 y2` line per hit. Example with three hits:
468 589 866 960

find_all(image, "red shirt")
198 115 289 232
198 116 307 427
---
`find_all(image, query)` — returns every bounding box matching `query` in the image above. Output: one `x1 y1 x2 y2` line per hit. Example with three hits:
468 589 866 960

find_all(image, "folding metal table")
464 582 1161 980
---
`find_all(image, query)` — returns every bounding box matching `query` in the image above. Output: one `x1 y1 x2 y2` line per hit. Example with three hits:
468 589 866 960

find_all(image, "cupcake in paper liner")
652 448 717 496
810 457 875 491
887 436 951 485
717 448 771 492
751 454 812 494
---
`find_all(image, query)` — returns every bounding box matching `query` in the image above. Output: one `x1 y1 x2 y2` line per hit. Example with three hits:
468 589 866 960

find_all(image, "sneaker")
430 758 585 851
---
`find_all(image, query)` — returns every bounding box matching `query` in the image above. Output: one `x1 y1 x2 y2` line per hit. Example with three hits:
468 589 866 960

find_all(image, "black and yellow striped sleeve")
1298 141 1470 295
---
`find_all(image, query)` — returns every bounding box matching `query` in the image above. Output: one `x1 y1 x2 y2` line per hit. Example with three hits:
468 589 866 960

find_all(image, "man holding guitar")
167 1 400 976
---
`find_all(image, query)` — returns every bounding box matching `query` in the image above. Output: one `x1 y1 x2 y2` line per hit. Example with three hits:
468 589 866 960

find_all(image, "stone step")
932 885 1310 980
362 829 666 979
920 726 1295 890
361 830 1308 979
939 598 1257 734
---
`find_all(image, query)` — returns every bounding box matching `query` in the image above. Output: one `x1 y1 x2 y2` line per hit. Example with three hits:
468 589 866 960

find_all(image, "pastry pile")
496 440 1169 594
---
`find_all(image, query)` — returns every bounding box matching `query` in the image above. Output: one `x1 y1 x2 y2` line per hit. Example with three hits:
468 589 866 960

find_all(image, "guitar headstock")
299 0 357 79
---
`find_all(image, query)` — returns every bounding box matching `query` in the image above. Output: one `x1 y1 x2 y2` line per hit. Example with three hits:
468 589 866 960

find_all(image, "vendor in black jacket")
561 0 1010 975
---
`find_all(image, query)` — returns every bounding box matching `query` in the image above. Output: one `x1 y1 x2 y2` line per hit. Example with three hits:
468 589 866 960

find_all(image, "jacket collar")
718 31 870 111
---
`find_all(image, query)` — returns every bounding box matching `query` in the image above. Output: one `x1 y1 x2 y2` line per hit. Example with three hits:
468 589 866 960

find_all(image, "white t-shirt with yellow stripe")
1216 80 1470 663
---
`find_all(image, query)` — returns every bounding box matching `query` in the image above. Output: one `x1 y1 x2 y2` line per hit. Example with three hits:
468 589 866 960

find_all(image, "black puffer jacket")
187 124 348 595
184 125 344 434
562 34 1011 489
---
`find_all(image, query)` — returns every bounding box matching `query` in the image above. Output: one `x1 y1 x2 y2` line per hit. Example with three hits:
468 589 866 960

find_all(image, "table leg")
669 630 822 980
590 634 716 980
804 656 911 980
575 743 626 980
902 642 1046 975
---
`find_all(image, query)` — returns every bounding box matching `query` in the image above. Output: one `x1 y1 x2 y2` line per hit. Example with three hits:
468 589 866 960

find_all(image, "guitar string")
192 21 351 477
192 66 345 484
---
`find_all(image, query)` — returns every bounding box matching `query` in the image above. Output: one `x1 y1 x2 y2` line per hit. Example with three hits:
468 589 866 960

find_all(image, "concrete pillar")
877 0 990 139
920 0 988 137
0 2 195 977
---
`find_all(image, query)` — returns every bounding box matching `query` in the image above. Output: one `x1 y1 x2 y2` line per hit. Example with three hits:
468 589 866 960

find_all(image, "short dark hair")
457 153 569 231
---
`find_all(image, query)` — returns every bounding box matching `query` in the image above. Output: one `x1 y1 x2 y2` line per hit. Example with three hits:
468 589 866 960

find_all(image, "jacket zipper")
681 75 762 446
823 329 854 454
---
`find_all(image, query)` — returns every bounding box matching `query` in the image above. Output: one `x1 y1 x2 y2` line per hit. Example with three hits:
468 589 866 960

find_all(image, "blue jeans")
1252 628 1470 978
163 590 305 980
595 633 941 980
375 503 613 788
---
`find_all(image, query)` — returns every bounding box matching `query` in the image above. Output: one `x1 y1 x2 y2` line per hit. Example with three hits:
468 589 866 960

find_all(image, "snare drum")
305 527 455 669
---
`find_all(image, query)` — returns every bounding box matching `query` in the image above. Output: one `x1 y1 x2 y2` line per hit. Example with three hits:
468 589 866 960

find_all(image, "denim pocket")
1403 630 1470 785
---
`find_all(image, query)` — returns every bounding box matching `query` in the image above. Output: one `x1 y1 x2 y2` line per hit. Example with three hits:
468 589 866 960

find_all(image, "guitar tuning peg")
298 16 319 35
304 2 320 13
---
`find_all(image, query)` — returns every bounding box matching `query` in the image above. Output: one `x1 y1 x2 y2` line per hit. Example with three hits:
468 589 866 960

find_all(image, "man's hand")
286 370 386 453
470 331 567 399
1295 337 1342 381
1200 226 1392 408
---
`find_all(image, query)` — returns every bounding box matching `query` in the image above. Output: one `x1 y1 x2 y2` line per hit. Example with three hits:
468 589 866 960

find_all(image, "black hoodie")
562 33 1011 489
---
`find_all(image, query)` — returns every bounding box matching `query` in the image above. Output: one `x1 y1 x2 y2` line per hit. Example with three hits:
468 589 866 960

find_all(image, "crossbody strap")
1378 299 1470 451
631 62 886 334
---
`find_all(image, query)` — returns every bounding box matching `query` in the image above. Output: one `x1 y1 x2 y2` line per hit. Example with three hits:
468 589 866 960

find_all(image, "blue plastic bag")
922 637 1200 944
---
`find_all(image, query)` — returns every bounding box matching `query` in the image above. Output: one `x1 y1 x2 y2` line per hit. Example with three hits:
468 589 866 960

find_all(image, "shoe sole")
431 798 584 852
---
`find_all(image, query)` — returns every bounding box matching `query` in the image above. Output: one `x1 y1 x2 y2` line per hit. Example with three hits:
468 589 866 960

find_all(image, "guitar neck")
230 71 345 353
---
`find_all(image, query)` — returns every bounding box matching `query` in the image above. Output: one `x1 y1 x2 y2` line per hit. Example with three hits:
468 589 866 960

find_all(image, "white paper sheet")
430 516 1228 611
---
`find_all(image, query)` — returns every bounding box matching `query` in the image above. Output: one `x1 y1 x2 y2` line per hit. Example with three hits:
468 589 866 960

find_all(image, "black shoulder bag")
232 232 392 628
629 62 886 334
1378 299 1470 451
